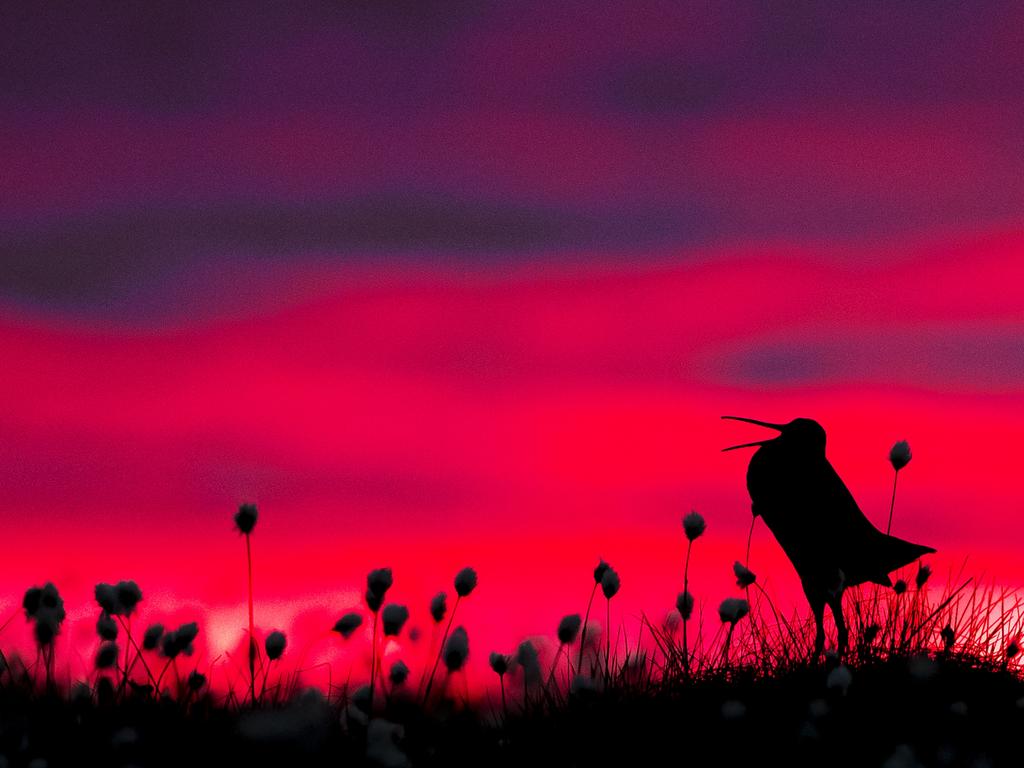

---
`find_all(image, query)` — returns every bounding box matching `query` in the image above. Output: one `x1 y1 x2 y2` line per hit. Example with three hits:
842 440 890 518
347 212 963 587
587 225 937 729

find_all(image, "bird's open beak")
720 415 784 451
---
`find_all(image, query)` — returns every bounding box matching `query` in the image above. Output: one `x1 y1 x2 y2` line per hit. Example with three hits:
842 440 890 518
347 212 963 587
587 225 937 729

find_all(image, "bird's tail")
874 534 936 578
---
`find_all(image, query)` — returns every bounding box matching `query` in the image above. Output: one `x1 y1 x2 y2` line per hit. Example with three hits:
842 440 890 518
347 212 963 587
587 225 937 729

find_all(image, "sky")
2 2 1023 689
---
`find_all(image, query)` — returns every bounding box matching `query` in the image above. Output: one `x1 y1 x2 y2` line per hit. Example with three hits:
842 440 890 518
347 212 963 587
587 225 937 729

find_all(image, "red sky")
2 3 1023 690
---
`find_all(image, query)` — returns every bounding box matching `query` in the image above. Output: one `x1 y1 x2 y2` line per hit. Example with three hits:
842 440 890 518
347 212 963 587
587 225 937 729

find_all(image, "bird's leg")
811 598 827 659
828 591 848 659
808 594 826 660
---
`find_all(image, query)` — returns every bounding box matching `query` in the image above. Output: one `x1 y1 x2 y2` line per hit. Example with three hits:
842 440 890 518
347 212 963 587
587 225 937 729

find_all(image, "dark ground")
1 654 1021 767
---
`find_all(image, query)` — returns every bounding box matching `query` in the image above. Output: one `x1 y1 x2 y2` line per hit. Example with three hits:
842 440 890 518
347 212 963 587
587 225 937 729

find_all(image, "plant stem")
605 598 612 682
722 624 735 669
682 539 692 675
544 644 564 691
499 674 507 723
886 470 899 535
116 616 157 689
422 595 460 706
578 583 598 673
369 610 379 714
245 532 257 705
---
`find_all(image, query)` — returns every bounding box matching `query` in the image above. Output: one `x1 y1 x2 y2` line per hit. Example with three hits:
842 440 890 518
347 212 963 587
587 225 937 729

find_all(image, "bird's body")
724 416 935 657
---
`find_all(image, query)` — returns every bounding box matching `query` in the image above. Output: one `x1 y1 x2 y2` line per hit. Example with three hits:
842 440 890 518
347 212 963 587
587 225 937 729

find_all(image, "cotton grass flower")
718 597 749 667
733 561 757 589
443 627 469 672
366 568 394 612
187 670 206 692
423 567 478 705
234 502 258 535
389 660 409 688
889 440 912 472
579 560 612 672
382 604 409 637
718 597 749 624
364 567 394 713
557 614 582 645
454 567 478 598
489 651 511 719
721 700 746 720
96 641 119 670
516 639 541 711
234 503 260 704
23 582 66 643
160 622 199 659
600 567 620 599
940 623 955 652
97 612 118 641
549 614 583 690
676 591 695 621
143 624 164 651
909 655 937 681
429 592 447 623
516 639 541 682
599 567 621 673
115 581 142 616
886 440 912 535
366 719 410 768
680 513 705 675
489 652 509 676
826 664 853 696
893 579 908 595
915 562 932 589
23 582 65 687
333 613 363 639
682 511 706 542
265 630 287 661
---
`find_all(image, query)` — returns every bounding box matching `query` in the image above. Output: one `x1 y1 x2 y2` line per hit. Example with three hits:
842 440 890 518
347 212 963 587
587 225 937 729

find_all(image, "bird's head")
721 416 826 455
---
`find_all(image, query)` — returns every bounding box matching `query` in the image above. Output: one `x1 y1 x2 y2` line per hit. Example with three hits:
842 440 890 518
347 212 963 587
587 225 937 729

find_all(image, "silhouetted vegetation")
0 476 1021 766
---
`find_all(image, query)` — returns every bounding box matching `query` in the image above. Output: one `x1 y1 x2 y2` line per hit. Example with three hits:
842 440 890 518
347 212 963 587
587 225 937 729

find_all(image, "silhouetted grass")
1 507 1022 766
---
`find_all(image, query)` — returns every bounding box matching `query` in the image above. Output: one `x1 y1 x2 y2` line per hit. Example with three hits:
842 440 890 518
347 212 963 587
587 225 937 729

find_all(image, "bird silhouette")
722 416 935 658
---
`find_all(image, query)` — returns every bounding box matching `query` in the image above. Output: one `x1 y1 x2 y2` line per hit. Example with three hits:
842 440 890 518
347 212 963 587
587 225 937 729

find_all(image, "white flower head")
381 604 409 637
142 623 164 651
429 592 447 623
600 567 621 599
454 567 478 598
443 626 469 671
366 568 393 612
733 561 756 588
721 699 746 720
366 718 409 768
234 503 258 535
97 612 118 641
515 639 541 680
682 511 706 542
95 641 119 670
265 630 287 661
488 651 509 676
388 660 409 687
676 590 694 621
915 562 932 590
557 614 582 645
889 440 912 471
334 613 363 639
718 597 749 624
826 664 852 696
